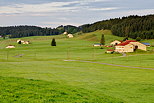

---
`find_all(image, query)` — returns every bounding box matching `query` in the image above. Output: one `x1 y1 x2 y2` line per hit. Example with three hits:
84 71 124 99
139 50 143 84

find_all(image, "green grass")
76 30 129 44
0 76 124 103
0 30 154 103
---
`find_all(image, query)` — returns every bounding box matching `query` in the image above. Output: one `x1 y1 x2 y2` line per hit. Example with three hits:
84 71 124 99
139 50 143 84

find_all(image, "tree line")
80 14 154 39
0 25 79 38
0 14 154 39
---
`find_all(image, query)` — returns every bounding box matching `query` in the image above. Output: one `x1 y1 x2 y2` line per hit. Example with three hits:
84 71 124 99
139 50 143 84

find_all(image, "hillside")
0 14 154 39
76 30 125 44
0 30 154 103
77 30 154 46
0 25 78 38
80 15 154 39
1 76 123 103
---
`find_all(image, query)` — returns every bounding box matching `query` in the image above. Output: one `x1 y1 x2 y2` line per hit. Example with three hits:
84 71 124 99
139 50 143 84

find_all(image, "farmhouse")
17 39 30 44
115 40 146 53
67 34 74 38
17 39 24 43
17 39 20 43
6 45 15 48
23 41 30 44
63 32 68 35
106 49 114 54
110 40 121 46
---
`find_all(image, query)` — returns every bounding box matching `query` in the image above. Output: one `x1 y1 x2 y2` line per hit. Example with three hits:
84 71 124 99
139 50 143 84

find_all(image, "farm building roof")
107 49 114 51
116 40 137 46
94 43 101 45
142 43 150 46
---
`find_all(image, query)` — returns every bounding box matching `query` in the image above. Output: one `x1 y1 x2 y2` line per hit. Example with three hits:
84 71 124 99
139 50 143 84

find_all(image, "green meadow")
0 30 154 103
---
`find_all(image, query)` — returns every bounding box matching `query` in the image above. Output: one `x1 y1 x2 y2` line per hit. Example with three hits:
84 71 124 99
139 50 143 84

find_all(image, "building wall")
67 34 73 38
130 42 146 51
115 44 134 53
6 46 15 48
124 44 134 52
115 46 125 52
93 45 101 47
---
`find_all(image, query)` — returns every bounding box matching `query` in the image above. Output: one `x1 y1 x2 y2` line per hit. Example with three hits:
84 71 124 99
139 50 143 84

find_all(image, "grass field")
0 30 154 103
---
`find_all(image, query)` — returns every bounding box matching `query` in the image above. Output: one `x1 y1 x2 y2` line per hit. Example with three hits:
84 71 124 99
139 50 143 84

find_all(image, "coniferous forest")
0 14 154 39
81 15 154 39
0 25 79 38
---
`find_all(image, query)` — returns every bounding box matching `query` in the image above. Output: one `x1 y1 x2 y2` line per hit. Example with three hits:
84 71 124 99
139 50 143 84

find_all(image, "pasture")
0 30 154 103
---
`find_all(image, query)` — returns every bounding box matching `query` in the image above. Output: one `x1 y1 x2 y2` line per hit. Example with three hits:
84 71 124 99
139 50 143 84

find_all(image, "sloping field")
0 30 154 103
75 30 125 44
0 76 123 103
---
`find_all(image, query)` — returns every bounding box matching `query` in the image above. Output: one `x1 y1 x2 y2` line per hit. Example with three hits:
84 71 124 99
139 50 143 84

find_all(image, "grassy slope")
0 30 154 103
0 77 123 103
75 30 125 44
76 30 154 68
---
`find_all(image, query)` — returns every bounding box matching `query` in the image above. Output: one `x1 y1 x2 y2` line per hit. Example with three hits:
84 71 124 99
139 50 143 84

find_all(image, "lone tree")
2 34 6 39
51 38 56 46
100 34 105 45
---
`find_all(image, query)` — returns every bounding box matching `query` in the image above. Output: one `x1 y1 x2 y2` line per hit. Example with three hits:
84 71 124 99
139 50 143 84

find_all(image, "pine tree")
51 38 56 46
100 34 105 45
2 34 5 39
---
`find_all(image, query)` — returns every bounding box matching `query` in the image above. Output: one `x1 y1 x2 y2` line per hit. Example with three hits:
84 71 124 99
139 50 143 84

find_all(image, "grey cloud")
0 0 154 27
0 0 75 6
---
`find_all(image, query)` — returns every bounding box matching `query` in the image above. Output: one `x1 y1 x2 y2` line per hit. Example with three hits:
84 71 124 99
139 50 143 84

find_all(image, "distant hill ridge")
0 14 154 39
80 14 154 39
0 25 78 38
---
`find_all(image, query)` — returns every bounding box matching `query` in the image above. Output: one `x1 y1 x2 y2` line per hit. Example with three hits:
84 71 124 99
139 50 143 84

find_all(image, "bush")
136 37 141 41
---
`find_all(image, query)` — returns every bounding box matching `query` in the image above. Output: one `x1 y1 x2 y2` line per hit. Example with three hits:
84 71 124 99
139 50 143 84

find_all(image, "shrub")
136 37 141 41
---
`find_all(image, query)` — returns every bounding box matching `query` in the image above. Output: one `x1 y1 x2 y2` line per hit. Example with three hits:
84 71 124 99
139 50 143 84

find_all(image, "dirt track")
64 60 154 70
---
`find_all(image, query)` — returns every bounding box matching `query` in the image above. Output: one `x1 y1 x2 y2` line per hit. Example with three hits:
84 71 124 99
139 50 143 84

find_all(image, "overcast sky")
0 0 154 28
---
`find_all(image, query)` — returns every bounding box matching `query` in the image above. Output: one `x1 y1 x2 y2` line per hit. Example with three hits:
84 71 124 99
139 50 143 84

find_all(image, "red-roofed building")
106 49 114 54
6 45 15 49
110 40 121 46
115 40 146 53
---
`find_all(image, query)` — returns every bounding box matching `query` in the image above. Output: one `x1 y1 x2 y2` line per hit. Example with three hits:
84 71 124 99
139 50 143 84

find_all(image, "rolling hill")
0 30 154 103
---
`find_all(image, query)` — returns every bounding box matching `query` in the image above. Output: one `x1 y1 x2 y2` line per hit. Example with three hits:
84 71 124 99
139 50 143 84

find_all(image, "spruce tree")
100 34 105 45
51 38 56 46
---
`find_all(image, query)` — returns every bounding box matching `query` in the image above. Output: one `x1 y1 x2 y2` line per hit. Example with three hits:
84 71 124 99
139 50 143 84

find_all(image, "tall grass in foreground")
0 76 124 103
